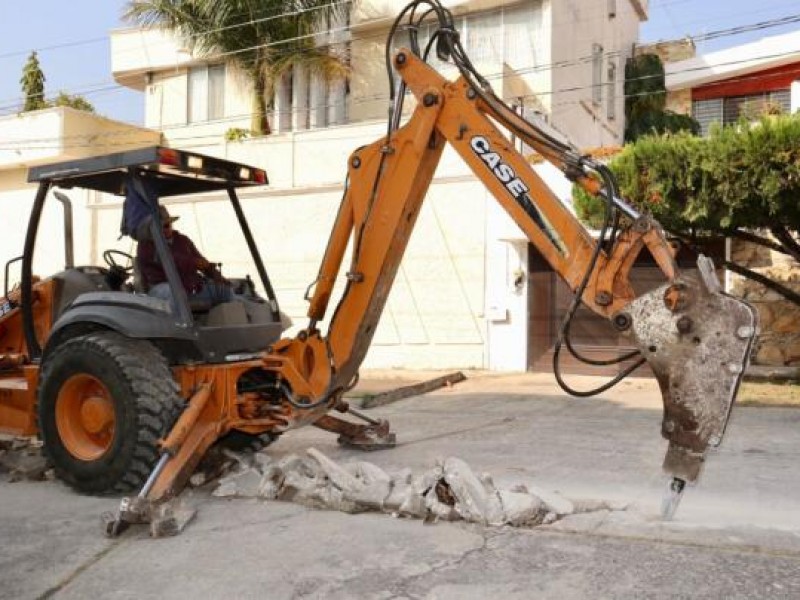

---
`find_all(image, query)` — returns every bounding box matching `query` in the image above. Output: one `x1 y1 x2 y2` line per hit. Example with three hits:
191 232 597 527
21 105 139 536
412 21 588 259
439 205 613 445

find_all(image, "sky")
1 0 799 126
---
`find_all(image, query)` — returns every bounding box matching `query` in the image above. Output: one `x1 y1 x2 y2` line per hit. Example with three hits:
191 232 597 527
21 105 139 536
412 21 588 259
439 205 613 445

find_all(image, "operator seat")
134 255 211 313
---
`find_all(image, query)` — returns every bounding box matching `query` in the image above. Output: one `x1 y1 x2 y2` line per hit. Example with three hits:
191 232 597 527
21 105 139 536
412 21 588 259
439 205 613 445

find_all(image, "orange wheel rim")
55 374 116 461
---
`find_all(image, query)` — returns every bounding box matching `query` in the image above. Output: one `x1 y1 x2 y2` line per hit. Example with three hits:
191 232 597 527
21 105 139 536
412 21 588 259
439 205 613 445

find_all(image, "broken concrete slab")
307 447 363 493
213 467 264 498
0 439 49 482
208 447 622 533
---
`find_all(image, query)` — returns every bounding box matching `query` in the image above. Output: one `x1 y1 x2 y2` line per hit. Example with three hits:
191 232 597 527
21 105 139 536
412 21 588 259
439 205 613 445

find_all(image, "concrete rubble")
211 447 624 527
0 436 50 482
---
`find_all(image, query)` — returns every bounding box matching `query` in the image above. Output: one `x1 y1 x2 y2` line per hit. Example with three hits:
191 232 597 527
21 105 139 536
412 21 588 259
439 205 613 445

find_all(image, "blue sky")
0 0 799 125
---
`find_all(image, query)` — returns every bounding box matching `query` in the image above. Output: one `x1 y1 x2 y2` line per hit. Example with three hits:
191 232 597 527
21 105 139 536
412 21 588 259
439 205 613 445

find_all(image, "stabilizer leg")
102 383 217 537
314 401 396 450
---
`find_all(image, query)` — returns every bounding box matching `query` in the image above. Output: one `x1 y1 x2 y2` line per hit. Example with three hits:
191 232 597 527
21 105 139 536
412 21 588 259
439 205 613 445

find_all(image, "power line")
5 40 800 148
4 1 800 112
4 54 800 153
645 0 800 42
3 5 800 130
0 0 353 62
0 0 361 112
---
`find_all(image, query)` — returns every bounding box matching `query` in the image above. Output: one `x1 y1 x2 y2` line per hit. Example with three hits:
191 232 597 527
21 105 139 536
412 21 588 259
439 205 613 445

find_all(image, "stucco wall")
350 1 552 125
90 177 489 370
0 108 159 169
145 64 252 136
0 172 96 294
550 0 640 148
118 0 641 152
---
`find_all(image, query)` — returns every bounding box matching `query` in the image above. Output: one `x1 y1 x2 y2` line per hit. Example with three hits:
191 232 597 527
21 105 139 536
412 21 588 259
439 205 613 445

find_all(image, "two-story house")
665 30 800 135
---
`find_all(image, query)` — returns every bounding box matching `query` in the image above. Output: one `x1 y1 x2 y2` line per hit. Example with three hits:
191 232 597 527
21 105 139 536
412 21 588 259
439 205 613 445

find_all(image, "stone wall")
665 89 692 116
634 39 696 63
730 239 800 366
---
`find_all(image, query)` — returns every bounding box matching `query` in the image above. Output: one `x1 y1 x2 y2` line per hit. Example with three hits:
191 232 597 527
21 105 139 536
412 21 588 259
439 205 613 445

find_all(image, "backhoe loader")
0 0 756 533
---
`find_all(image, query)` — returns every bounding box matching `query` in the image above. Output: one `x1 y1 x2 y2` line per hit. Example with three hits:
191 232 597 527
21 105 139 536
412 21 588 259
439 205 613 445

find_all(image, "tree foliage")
19 52 96 114
20 51 46 111
50 91 96 113
624 53 700 141
124 0 352 135
576 114 800 236
573 114 800 302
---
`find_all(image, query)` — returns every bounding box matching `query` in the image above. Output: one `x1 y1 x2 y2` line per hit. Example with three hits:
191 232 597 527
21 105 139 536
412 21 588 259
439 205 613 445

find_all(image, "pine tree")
20 51 46 111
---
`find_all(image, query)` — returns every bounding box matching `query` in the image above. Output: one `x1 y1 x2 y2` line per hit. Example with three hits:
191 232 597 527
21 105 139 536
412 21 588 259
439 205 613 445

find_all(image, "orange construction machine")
0 0 756 533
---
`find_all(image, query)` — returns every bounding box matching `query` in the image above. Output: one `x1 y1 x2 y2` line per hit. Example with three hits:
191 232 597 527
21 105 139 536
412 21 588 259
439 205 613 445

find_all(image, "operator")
137 205 233 308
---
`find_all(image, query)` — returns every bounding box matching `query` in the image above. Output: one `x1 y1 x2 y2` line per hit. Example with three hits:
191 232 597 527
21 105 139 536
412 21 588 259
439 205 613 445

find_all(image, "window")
409 3 545 77
607 59 616 120
692 89 791 136
187 64 225 123
692 98 723 136
592 44 604 104
466 10 502 66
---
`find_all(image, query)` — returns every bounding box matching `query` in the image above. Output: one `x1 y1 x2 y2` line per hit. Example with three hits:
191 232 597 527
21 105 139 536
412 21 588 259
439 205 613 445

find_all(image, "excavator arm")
265 47 756 491
109 1 756 533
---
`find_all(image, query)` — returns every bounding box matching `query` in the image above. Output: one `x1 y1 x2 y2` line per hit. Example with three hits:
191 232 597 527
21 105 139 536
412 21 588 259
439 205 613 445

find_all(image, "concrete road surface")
1 372 799 599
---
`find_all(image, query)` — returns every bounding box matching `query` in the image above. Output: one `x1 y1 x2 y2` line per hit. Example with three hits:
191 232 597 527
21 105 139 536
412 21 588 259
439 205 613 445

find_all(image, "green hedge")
574 114 800 235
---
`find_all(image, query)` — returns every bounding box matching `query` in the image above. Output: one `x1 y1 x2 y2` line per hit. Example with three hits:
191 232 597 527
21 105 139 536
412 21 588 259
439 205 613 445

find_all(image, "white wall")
91 183 490 370
87 120 494 369
550 0 640 148
0 110 159 294
0 174 96 294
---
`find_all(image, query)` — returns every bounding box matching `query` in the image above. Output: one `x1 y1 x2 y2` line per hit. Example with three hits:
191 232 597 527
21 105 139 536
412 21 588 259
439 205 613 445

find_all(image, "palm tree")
123 0 352 135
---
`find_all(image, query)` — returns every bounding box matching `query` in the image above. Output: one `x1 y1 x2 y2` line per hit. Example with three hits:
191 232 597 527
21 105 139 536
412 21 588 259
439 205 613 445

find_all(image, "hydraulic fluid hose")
560 171 640 370
551 165 645 397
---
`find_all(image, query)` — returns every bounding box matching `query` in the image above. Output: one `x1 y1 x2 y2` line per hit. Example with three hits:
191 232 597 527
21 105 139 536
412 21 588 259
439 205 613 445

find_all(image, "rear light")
239 167 250 180
187 155 203 170
253 169 267 184
157 148 180 167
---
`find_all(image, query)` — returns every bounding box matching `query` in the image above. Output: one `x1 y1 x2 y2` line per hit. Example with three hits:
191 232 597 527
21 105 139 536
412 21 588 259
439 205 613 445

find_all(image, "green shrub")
224 127 250 142
573 113 800 235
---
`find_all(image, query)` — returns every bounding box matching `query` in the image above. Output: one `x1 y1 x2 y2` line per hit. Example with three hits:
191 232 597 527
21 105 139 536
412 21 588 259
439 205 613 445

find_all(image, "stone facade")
730 239 800 366
634 38 696 63
665 88 692 115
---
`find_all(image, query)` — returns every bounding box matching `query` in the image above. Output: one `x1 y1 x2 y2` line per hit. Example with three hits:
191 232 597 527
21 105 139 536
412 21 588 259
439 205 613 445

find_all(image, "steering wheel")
103 249 135 274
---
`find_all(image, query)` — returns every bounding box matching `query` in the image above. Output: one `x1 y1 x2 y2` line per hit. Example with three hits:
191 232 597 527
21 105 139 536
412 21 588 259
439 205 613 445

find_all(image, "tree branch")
727 229 788 255
668 230 800 307
769 226 800 263
723 261 800 307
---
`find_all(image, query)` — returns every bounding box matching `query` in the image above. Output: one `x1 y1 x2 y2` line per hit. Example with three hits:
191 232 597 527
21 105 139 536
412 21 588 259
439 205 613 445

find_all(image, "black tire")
218 430 280 453
38 331 183 494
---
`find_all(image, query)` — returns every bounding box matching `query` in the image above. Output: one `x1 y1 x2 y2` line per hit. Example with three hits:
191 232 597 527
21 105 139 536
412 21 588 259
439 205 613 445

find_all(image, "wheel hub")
56 374 116 461
80 396 115 434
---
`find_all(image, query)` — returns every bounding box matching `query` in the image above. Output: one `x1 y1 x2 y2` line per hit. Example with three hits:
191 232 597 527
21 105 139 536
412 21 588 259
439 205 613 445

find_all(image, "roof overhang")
110 27 203 91
666 30 800 91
